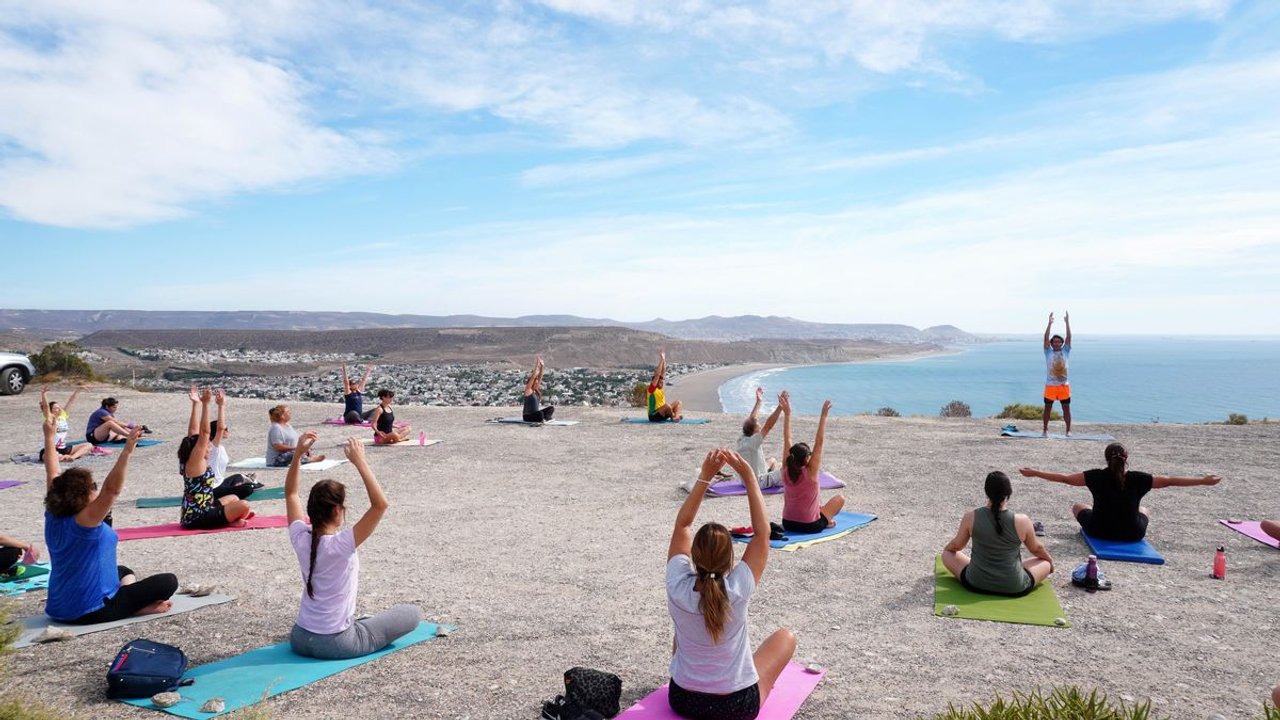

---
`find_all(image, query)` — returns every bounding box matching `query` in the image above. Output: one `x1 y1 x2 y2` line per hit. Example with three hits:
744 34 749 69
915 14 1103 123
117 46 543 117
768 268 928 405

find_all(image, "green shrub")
629 382 648 408
876 407 901 417
1227 413 1248 425
29 342 96 379
939 400 972 418
926 686 1155 719
0 603 73 719
996 403 1062 421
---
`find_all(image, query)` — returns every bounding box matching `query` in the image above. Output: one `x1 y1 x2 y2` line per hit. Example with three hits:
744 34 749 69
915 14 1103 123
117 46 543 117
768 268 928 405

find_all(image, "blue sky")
2 0 1278 334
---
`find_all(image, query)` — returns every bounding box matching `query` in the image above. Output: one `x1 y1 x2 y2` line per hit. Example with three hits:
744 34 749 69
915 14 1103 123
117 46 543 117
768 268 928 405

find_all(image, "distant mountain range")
0 309 976 344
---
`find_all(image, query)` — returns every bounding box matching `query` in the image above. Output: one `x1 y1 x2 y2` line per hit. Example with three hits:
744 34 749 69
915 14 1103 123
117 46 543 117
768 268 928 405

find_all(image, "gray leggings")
290 604 421 660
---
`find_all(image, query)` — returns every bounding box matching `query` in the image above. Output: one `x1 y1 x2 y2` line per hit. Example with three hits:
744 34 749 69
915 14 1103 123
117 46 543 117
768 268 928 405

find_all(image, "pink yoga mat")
116 515 290 541
322 418 408 428
1220 520 1280 549
0 480 26 491
619 662 825 719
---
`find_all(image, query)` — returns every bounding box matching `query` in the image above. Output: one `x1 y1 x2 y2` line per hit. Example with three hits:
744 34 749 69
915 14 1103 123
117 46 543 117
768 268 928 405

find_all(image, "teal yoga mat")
67 439 165 448
120 621 452 718
135 487 287 508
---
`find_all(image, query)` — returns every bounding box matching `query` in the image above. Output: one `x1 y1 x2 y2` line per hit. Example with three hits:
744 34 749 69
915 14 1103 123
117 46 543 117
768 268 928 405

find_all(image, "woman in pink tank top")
780 394 845 535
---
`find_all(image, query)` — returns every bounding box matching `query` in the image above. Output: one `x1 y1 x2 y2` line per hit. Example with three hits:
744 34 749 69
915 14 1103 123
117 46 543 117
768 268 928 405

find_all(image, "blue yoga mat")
620 417 711 424
733 511 878 550
120 621 451 718
1081 530 1165 565
1000 429 1115 441
67 438 165 448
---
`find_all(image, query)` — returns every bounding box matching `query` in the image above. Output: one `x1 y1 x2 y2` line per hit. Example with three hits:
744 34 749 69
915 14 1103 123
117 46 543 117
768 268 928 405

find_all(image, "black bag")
106 639 188 699
541 695 604 720
564 667 622 718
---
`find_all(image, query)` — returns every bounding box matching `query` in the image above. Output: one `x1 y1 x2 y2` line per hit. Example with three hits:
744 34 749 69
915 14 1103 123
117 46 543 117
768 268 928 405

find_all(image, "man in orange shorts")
1043 311 1072 436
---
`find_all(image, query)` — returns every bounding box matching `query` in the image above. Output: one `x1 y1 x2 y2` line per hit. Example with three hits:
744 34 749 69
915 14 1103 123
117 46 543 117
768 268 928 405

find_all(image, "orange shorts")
1043 385 1071 402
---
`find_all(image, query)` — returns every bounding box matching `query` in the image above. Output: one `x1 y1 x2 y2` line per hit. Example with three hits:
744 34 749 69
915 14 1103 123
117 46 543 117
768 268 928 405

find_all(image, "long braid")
306 529 320 599
304 479 346 600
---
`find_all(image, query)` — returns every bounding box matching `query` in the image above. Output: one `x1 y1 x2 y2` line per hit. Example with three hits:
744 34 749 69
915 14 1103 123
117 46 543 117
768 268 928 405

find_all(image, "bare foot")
304 453 327 464
137 600 173 616
120 574 138 586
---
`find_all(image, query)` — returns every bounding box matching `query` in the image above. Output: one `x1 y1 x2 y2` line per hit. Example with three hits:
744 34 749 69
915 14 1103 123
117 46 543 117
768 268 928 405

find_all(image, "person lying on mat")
85 396 151 445
780 395 845 533
368 389 412 445
267 405 326 467
942 471 1054 597
42 418 177 624
1020 442 1221 542
340 362 375 424
39 385 93 463
1262 520 1280 543
1041 311 1072 437
648 348 683 422
0 532 39 575
739 387 784 488
178 388 254 530
285 432 421 659
522 356 555 423
667 448 795 720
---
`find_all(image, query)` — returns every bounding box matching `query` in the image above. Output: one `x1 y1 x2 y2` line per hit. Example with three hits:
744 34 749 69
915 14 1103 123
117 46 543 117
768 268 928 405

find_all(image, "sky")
2 0 1279 334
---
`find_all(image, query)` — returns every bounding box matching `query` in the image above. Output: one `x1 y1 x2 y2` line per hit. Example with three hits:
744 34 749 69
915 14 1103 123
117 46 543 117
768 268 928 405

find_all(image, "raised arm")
650 349 665 386
669 449 723 560
184 390 213 477
64 384 84 414
357 364 374 392
1043 312 1054 350
1152 473 1221 489
748 386 764 422
1018 467 1086 486
186 384 200 436
809 400 832 477
779 392 792 460
211 389 227 447
79 426 143 527
341 363 350 392
724 449 770 583
284 431 318 523
759 403 783 439
524 358 540 394
1063 311 1072 348
347 438 389 546
39 385 51 418
41 412 61 490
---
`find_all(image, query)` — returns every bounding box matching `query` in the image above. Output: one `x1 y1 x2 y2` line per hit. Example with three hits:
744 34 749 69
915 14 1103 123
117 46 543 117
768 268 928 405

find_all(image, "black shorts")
668 679 761 720
959 566 1037 598
782 514 830 535
181 503 229 530
0 546 21 575
1075 509 1148 541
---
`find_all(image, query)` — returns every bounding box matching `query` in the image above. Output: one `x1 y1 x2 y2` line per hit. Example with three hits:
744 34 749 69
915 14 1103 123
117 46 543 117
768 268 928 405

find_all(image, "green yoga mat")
135 486 287 508
119 621 451 718
1 563 50 583
933 556 1069 628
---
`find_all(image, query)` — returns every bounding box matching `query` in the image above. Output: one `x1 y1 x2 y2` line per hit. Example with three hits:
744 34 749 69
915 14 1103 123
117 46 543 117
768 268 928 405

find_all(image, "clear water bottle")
1212 546 1226 579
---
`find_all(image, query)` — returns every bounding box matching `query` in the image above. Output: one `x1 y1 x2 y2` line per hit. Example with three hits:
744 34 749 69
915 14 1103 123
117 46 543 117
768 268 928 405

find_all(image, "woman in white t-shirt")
665 448 796 720
285 432 420 659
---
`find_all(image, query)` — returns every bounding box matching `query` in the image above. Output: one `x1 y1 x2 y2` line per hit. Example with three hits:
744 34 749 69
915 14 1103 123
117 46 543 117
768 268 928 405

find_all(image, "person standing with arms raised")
1042 311 1072 437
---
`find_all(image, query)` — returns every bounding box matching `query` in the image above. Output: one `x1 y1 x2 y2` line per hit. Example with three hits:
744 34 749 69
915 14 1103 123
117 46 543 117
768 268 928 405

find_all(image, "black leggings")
0 546 21 575
782 514 830 535
523 406 556 423
668 679 761 720
64 566 178 625
213 473 256 500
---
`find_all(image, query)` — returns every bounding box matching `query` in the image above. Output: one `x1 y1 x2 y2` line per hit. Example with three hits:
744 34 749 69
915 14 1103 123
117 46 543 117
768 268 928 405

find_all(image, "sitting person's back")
965 506 1031 595
667 553 756 693
1080 467 1152 541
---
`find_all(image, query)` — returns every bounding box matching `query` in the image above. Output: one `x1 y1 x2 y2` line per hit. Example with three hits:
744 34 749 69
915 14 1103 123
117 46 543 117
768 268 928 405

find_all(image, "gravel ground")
1 387 1277 719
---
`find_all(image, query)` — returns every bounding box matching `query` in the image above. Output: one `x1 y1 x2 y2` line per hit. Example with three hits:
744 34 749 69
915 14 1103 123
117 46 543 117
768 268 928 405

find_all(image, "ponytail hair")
1104 443 1128 491
785 442 811 484
690 523 734 644
983 471 1013 536
304 479 346 599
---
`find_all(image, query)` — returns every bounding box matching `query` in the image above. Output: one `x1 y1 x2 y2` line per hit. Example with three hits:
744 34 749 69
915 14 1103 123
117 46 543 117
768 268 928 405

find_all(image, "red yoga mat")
116 515 290 541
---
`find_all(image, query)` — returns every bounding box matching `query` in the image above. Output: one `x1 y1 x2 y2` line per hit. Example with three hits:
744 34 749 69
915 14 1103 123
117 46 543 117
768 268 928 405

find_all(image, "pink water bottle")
418 431 426 446
1211 546 1226 579
1085 554 1098 584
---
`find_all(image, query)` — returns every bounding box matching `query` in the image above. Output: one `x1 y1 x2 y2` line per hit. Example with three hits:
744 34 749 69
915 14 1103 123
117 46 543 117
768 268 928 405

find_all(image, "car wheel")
1 367 25 395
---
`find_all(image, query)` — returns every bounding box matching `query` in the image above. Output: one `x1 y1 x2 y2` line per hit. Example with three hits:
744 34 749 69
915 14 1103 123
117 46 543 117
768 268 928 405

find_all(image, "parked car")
0 352 36 395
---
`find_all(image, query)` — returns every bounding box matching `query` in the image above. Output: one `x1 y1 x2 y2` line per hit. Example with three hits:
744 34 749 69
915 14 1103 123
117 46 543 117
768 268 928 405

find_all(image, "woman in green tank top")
942 472 1055 597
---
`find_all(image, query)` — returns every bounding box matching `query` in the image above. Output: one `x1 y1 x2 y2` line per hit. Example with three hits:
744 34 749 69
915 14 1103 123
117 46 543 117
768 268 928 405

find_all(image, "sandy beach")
1 386 1277 718
672 363 782 413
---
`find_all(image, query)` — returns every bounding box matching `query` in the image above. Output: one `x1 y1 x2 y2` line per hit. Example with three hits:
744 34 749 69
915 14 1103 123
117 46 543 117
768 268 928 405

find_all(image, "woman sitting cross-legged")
665 448 796 720
942 471 1054 596
286 432 421 659
779 396 844 533
42 419 176 624
178 388 254 529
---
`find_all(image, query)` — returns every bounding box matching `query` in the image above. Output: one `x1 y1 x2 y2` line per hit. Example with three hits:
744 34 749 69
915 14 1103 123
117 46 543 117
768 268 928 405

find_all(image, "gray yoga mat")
488 417 580 426
13 593 235 649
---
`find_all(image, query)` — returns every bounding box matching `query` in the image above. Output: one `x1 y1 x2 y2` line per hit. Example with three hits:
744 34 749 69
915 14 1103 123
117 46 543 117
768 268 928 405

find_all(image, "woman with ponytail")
285 432 420 659
942 471 1053 596
779 394 844 534
665 448 795 720
1020 443 1221 541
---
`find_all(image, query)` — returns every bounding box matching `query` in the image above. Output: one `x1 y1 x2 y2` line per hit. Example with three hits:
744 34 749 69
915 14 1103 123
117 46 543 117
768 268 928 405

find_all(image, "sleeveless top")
781 467 820 523
965 507 1031 595
375 406 395 434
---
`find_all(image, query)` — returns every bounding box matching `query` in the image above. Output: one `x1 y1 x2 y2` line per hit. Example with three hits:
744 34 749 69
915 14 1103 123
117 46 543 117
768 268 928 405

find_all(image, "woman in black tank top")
368 389 412 445
522 356 555 423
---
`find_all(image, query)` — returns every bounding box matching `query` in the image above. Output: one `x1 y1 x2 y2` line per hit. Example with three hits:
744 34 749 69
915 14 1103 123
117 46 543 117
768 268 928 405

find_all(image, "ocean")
717 337 1280 424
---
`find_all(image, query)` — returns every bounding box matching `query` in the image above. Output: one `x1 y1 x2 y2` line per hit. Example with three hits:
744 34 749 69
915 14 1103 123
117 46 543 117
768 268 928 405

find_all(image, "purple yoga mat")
1220 520 1280 549
0 480 27 491
708 471 845 497
619 662 825 719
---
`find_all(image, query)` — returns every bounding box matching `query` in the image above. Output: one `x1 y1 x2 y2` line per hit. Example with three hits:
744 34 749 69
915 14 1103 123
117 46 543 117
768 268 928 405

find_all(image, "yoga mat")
67 439 165 448
733 511 878 551
119 621 452 718
1 563 51 597
932 556 1069 628
1080 530 1165 565
228 457 348 472
355 438 443 448
620 417 711 424
706 471 846 497
13 593 234 649
116 515 289 541
619 661 824 719
136 487 287 509
0 480 27 490
487 417 580 426
1219 519 1280 549
322 418 408 428
1000 429 1115 441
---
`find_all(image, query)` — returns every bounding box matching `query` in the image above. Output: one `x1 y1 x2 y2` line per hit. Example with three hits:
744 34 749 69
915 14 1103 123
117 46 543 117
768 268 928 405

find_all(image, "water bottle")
1085 554 1098 584
1211 546 1226 579
418 431 426 446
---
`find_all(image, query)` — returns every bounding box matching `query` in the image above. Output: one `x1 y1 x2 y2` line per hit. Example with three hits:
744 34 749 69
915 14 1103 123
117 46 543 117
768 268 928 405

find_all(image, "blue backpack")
106 639 189 699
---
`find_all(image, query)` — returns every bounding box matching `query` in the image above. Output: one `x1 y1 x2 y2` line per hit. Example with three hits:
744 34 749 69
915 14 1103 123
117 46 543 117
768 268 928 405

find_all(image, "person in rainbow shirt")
647 348 684 422
1042 311 1072 437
